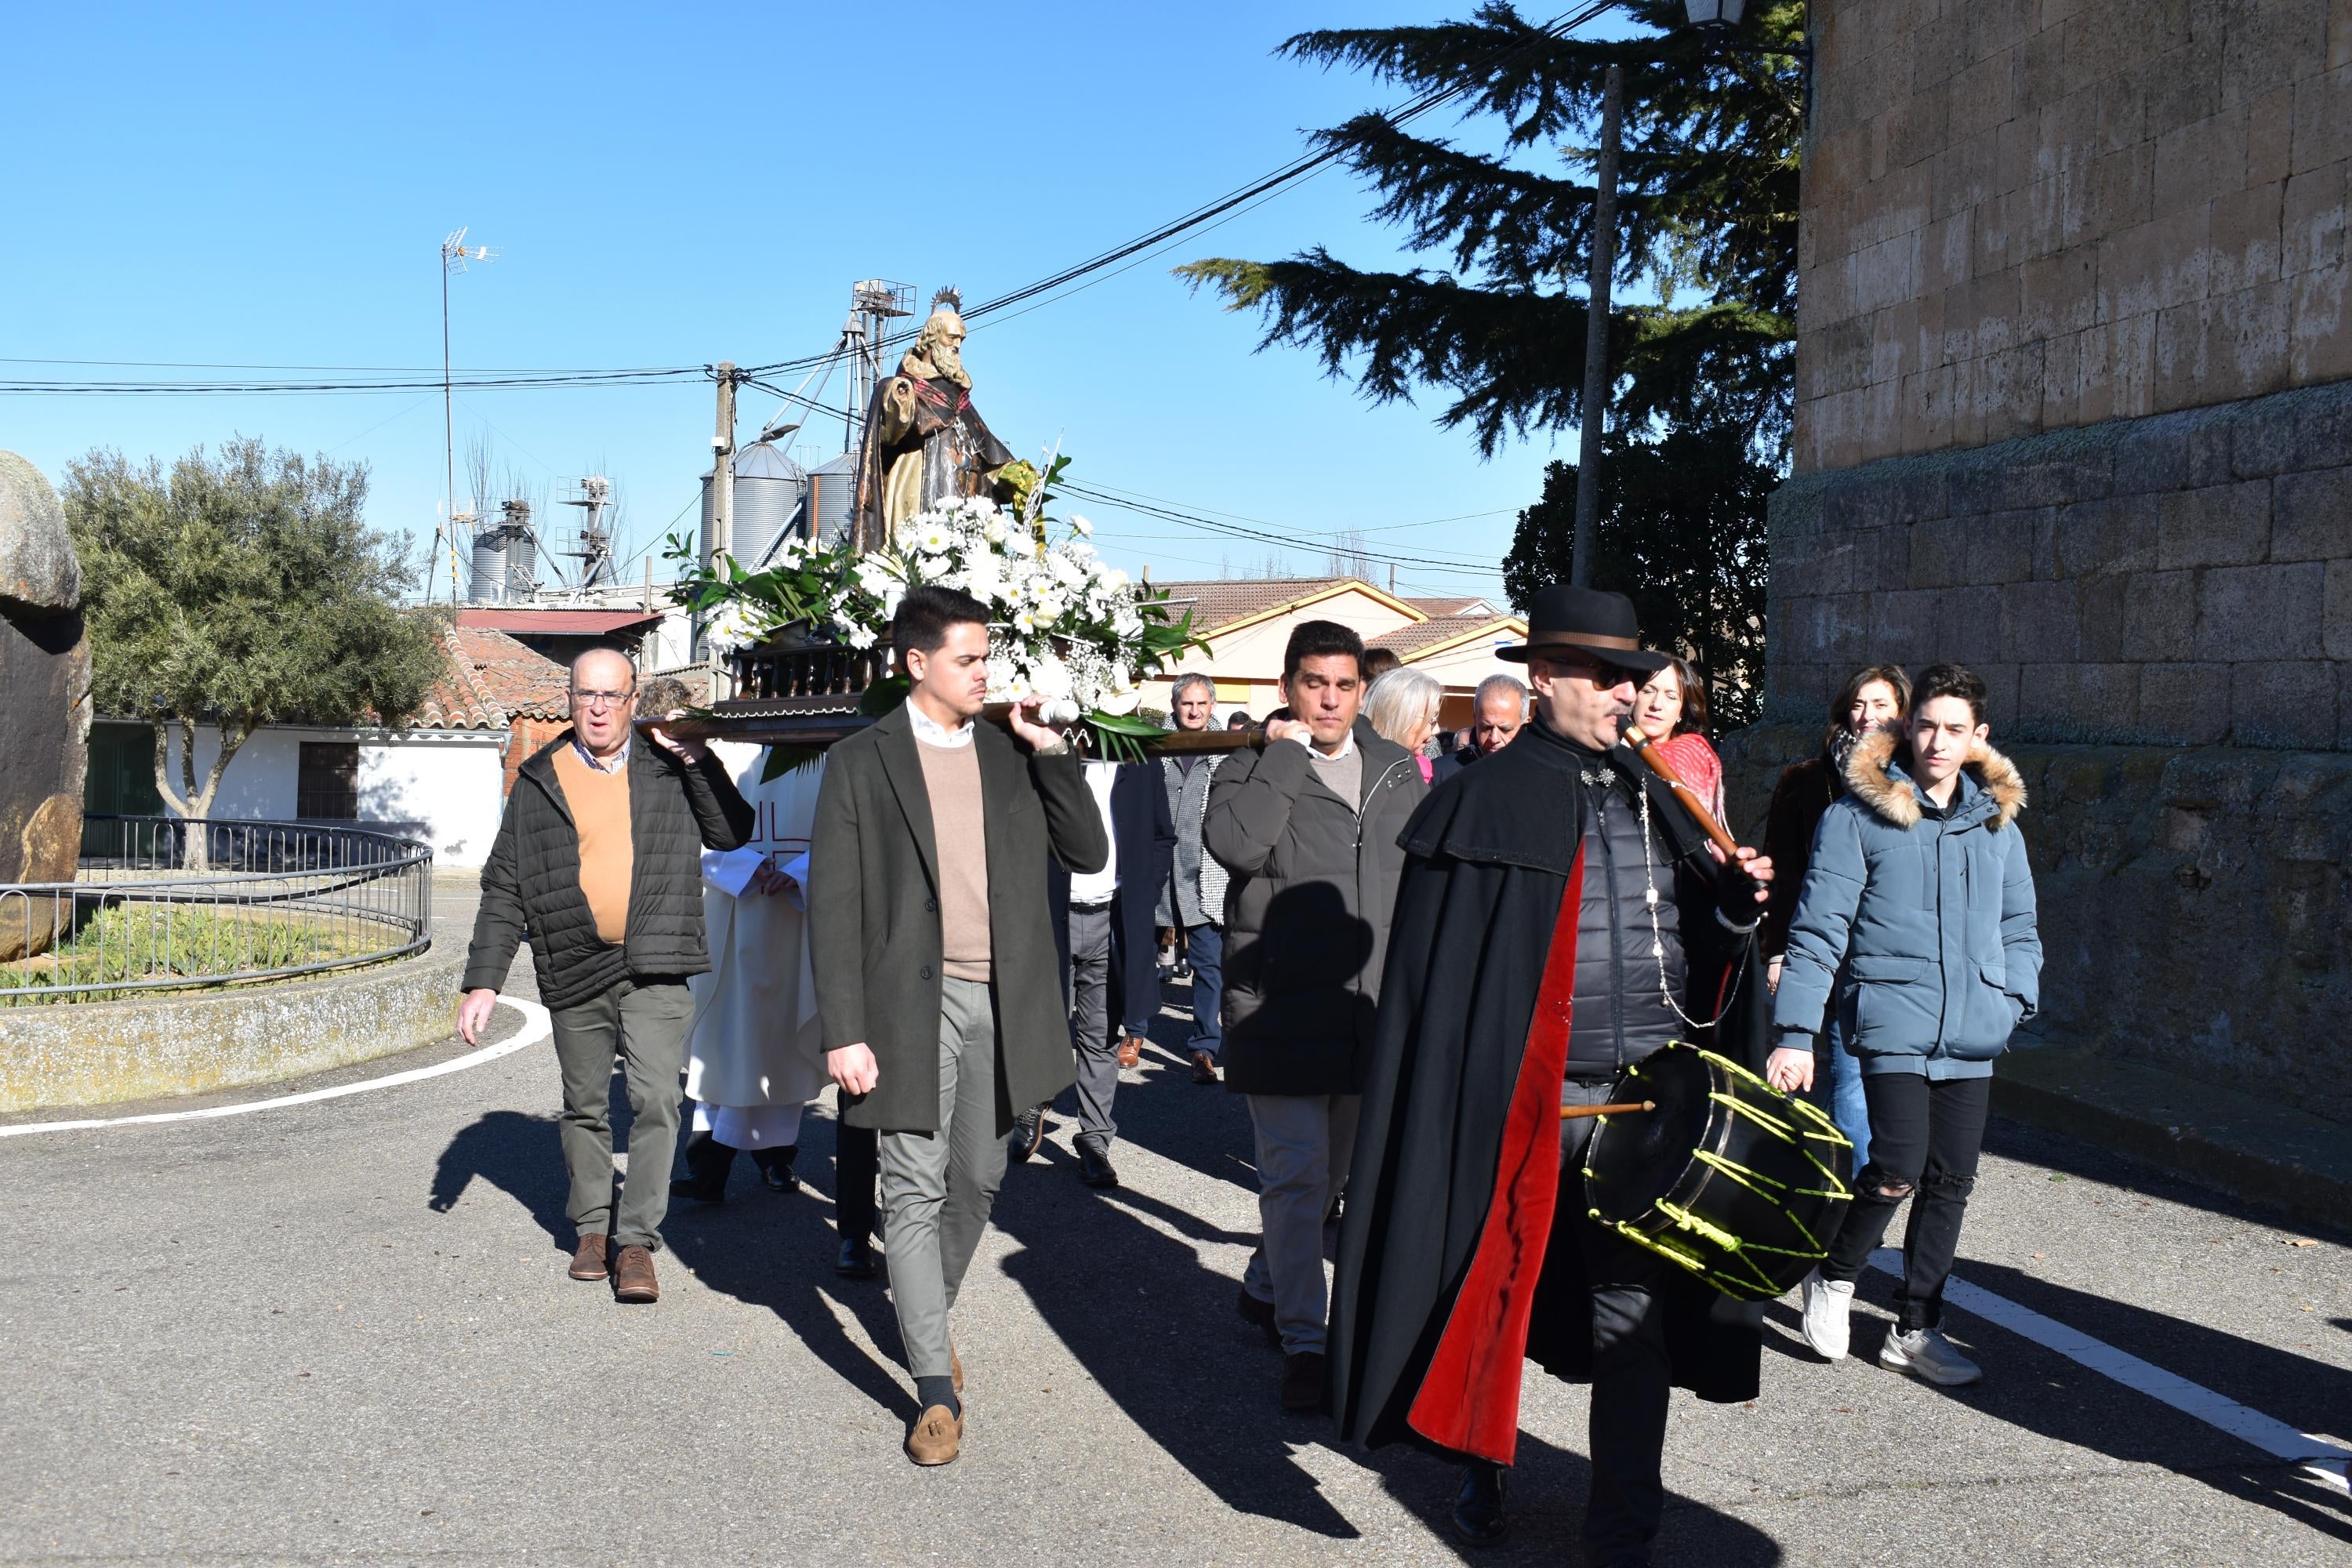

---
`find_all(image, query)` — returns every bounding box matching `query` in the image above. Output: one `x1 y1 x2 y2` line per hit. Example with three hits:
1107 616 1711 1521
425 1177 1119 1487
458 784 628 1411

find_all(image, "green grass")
2 902 389 1004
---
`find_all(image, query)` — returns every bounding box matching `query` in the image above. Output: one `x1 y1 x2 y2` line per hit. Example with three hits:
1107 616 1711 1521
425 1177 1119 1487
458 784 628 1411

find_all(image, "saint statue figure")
851 290 1014 554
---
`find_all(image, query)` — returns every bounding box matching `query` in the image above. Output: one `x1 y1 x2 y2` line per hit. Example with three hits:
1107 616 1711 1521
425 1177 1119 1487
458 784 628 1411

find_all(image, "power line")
1062 481 1508 579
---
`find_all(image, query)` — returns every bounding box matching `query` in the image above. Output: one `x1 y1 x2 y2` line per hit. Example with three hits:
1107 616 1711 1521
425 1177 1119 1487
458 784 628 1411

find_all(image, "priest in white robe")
673 742 829 1198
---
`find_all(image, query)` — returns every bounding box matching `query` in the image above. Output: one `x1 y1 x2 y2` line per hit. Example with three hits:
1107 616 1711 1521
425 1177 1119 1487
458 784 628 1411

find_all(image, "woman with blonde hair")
1364 666 1445 784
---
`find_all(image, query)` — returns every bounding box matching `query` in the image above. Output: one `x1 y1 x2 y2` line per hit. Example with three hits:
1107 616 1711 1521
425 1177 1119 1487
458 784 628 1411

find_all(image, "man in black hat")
1327 585 1775 1567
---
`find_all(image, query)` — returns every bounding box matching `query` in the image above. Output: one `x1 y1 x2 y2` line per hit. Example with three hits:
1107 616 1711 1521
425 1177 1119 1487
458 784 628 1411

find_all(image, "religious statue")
851 289 1014 554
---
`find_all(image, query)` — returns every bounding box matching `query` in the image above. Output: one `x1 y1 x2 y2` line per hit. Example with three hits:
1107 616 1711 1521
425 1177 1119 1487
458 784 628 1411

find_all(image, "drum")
1581 1041 1853 1301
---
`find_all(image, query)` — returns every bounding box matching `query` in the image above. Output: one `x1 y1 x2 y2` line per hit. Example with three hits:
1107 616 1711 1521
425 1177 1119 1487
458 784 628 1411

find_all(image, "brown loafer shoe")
950 1341 964 1396
905 1403 963 1465
568 1232 609 1282
612 1244 659 1304
1116 1033 1142 1070
1190 1051 1218 1085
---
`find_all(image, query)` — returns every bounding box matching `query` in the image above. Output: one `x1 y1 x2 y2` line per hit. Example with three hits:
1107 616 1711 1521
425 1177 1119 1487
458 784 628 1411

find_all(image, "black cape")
1327 720 1772 1464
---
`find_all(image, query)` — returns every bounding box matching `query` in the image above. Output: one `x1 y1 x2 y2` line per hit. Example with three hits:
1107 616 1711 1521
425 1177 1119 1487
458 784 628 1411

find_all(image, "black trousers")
836 1120 880 1242
1819 1072 1991 1331
1561 1080 1675 1562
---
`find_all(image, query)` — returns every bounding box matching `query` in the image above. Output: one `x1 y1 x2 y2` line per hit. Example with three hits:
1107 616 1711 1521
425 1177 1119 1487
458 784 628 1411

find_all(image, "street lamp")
1682 0 1746 32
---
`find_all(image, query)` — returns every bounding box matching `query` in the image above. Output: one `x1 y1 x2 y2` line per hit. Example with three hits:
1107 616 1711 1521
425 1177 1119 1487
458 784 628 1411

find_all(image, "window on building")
296 742 360 820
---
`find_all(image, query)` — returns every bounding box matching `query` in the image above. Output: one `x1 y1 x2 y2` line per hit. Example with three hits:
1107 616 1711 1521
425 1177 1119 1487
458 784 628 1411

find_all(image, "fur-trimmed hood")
1841 726 2026 830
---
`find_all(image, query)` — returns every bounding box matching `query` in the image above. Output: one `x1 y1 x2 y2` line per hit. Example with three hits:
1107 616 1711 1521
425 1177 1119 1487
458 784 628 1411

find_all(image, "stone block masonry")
1765 379 2352 750
1720 724 2352 1127
1798 0 2352 472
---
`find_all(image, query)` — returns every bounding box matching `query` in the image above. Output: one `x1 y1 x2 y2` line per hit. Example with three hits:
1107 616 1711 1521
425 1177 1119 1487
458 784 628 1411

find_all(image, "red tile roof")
1146 578 1359 631
1367 615 1511 657
456 607 664 636
405 624 572 731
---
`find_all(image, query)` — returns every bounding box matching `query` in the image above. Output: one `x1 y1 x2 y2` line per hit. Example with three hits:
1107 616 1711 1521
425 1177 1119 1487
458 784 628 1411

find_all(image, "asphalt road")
2 901 2347 1565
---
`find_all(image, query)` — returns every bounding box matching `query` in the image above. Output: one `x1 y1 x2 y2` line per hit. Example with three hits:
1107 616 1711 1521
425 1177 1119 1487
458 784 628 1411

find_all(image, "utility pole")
1571 65 1623 589
696 363 739 660
438 229 496 607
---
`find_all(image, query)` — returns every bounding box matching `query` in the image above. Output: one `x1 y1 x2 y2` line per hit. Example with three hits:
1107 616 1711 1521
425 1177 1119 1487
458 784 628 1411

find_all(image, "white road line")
0 1000 552 1139
1869 1247 2352 1496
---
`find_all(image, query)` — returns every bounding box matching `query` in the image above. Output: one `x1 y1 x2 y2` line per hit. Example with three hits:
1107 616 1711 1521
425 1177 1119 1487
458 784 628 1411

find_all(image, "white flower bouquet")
669 470 1201 760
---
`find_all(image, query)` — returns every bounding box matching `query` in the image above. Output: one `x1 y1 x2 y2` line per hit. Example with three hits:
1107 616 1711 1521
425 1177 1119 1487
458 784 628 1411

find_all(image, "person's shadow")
661 1105 914 1422
429 1109 568 1247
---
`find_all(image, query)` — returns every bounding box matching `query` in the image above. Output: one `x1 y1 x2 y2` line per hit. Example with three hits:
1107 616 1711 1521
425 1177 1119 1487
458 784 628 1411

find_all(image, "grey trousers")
547 975 694 1250
878 977 1008 1381
1067 901 1120 1151
1242 1091 1361 1355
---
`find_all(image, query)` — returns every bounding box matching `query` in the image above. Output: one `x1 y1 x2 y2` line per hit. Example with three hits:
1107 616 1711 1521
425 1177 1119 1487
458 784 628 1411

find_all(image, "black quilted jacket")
462 731 755 1010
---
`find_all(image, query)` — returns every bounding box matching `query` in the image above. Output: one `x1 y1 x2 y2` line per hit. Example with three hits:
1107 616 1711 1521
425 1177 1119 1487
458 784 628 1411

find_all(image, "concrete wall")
1801 0 2352 471
159 724 507 867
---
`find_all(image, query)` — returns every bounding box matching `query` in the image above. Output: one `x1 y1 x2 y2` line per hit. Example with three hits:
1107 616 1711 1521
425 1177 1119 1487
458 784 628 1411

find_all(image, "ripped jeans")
1818 1072 1991 1332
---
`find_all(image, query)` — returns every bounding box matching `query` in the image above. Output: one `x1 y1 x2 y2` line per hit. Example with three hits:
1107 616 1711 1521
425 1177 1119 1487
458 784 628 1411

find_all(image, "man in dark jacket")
1203 620 1427 1414
1327 586 1773 1567
1157 673 1229 1084
808 585 1107 1467
1039 756 1174 1188
459 648 756 1305
1430 673 1529 783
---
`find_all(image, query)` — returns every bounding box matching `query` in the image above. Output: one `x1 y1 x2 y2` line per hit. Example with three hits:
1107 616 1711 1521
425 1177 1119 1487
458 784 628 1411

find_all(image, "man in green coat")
808 584 1108 1467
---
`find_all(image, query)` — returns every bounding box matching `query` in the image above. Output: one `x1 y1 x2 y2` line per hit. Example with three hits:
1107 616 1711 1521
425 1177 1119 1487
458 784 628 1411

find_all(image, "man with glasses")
460 646 755 1305
1329 586 1774 1566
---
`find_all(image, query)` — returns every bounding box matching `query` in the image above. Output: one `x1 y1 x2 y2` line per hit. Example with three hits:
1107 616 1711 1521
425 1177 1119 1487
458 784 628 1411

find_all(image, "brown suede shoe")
612 1244 659 1304
1190 1051 1218 1085
1116 1033 1142 1070
568 1232 609 1282
905 1403 963 1465
950 1340 964 1396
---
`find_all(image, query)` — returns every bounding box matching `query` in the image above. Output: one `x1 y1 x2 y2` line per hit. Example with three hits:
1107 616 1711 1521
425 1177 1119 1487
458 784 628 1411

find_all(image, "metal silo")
470 530 508 602
805 453 859 550
498 502 536 601
731 441 808 568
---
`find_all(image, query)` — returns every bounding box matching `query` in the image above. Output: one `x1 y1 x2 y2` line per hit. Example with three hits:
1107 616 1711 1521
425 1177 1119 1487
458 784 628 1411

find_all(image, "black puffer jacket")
1563 753 1715 1078
463 731 755 1010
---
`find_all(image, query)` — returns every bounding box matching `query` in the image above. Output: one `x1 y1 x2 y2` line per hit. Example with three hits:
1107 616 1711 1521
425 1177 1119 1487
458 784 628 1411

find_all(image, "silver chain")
1631 774 1743 1032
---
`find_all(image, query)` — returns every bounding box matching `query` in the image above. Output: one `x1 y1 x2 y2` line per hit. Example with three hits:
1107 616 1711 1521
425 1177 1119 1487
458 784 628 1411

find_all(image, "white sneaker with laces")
1880 1325 1982 1386
1799 1269 1854 1360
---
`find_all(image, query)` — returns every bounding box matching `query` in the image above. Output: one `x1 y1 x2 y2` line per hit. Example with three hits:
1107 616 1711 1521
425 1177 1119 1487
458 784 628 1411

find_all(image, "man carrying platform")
1326 586 1774 1568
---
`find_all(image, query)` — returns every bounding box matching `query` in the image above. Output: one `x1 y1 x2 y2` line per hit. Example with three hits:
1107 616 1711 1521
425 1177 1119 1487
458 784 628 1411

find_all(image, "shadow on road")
989 1014 1783 1558
428 1109 569 1251
1875 1258 2352 1546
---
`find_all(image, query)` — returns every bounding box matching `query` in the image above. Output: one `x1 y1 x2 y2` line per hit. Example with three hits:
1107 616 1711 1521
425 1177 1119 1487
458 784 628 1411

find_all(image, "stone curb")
1992 1054 2352 1240
0 948 463 1113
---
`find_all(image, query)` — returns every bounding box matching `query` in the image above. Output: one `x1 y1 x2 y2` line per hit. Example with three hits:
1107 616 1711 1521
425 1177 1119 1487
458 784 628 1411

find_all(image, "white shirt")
1288 728 1356 760
908 702 975 750
1068 760 1121 906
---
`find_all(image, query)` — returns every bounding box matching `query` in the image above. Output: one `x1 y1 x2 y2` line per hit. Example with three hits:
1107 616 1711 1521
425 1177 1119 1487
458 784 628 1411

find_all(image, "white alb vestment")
684 743 827 1149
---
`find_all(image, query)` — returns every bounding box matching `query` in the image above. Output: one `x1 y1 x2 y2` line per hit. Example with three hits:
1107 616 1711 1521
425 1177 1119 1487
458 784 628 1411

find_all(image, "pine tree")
1178 1 1804 458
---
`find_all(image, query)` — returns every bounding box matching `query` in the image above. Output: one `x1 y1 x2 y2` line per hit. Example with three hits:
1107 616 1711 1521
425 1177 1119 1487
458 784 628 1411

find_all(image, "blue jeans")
1185 923 1224 1062
1822 1014 1871 1171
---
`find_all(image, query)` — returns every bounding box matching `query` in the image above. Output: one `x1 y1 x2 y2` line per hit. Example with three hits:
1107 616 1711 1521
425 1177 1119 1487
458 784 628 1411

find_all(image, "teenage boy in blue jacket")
1766 662 2042 1388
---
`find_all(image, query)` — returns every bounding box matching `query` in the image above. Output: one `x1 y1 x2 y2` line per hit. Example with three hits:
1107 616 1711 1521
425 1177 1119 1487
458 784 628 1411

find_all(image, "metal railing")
2 816 432 1002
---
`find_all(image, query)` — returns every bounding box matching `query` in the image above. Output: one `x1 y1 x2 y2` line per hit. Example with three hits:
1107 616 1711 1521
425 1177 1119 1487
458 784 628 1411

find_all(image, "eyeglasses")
570 688 637 710
1545 656 1639 688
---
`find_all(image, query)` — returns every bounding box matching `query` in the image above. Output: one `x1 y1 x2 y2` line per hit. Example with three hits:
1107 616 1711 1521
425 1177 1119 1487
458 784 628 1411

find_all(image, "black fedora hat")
1497 584 1672 673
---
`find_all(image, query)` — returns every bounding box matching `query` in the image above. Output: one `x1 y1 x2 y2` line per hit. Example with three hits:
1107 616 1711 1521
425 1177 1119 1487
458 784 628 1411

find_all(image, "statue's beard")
900 343 971 390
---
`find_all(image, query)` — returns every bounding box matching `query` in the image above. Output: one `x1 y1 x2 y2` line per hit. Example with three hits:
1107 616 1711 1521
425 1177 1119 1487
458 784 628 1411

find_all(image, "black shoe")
1009 1106 1047 1163
1077 1143 1120 1189
1452 1461 1511 1548
669 1131 735 1203
1279 1350 1326 1412
1236 1285 1281 1348
835 1236 877 1279
751 1145 799 1193
1171 959 1192 980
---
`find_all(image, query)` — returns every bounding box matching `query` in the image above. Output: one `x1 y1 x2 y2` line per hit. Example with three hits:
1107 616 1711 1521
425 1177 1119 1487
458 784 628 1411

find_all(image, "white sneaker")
1880 1326 1982 1386
1799 1269 1854 1360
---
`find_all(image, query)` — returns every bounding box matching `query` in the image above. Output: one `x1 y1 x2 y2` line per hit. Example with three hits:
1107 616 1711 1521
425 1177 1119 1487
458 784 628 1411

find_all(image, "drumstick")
1559 1100 1655 1120
1620 722 1743 860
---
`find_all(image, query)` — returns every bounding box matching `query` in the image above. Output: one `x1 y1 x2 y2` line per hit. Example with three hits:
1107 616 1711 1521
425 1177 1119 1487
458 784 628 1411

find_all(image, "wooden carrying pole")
1621 724 1742 859
1560 1100 1654 1120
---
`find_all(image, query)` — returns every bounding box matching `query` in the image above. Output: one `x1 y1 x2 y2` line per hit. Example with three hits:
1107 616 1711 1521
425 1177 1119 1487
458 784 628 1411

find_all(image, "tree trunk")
151 715 252 872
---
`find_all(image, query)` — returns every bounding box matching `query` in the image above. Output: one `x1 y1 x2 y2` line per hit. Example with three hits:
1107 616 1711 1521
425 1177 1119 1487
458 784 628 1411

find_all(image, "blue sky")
1 2 1639 608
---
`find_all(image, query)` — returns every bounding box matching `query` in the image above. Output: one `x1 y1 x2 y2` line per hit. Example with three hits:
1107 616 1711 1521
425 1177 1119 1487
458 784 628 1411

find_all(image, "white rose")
1070 514 1093 537
1100 568 1130 593
845 623 877 651
1095 687 1142 717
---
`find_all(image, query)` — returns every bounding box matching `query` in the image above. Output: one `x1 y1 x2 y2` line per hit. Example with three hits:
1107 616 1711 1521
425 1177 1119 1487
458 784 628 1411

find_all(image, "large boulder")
0 451 89 963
